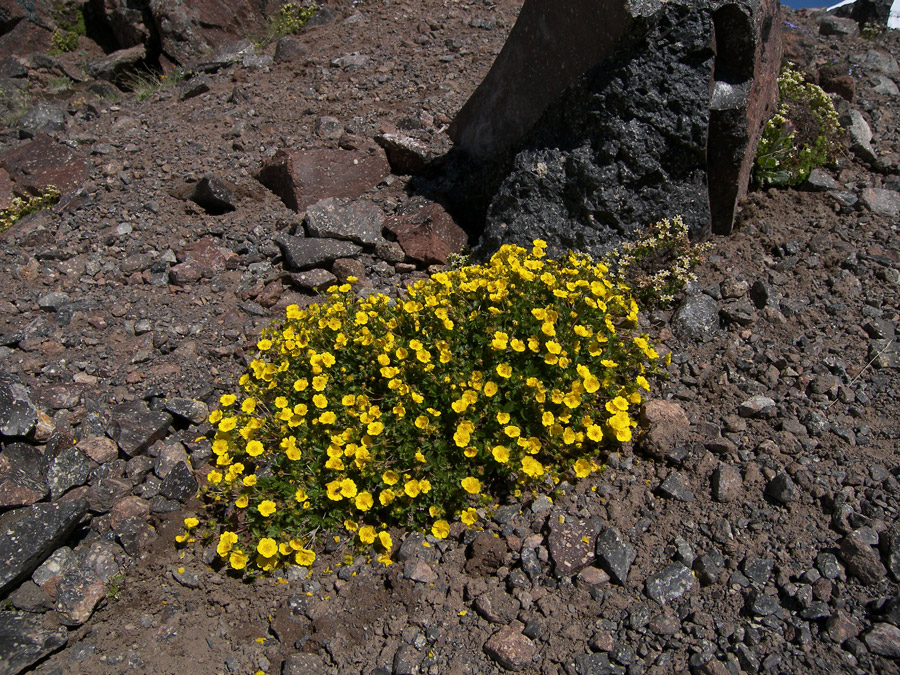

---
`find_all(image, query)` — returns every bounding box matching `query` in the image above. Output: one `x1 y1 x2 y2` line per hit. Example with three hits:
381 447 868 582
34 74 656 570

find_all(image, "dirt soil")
1 2 899 674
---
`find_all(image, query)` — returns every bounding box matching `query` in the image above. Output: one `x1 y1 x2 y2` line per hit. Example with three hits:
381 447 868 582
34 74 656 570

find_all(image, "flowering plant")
754 66 841 188
183 241 664 574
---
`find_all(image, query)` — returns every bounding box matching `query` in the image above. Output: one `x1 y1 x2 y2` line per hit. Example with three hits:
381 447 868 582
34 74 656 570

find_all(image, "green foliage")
601 216 712 309
754 66 841 188
123 68 189 101
184 241 664 574
0 187 61 234
0 83 33 127
261 2 316 44
50 28 79 54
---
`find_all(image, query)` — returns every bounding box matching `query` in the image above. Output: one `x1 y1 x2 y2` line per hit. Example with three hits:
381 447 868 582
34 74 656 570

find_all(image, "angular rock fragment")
0 442 47 508
383 202 467 266
0 500 88 596
864 623 900 658
189 175 237 214
547 517 598 577
840 529 887 585
0 611 67 675
304 197 385 246
275 235 362 271
0 373 37 437
483 625 535 671
595 528 635 586
107 402 172 457
376 132 434 174
55 569 106 626
645 562 696 605
256 148 389 212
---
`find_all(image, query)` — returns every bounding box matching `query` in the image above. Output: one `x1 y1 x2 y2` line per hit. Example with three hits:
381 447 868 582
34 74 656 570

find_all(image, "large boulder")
451 0 780 260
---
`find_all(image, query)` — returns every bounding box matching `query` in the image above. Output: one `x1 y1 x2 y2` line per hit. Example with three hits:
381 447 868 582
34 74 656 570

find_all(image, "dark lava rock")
0 611 67 675
304 197 385 246
18 102 66 138
695 549 726 585
574 652 626 675
766 472 798 504
673 293 721 343
657 472 695 502
376 132 434 175
864 623 900 658
0 500 88 596
46 445 94 499
840 529 887 585
160 462 197 503
454 0 779 255
645 562 695 604
189 175 236 214
0 373 37 437
0 442 48 508
107 402 172 457
275 234 362 271
595 528 636 586
55 569 106 626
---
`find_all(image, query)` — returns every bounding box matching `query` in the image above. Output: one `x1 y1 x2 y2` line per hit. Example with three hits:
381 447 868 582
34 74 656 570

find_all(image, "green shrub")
265 3 316 43
50 29 79 54
183 241 664 574
0 187 61 234
601 216 712 308
754 66 841 188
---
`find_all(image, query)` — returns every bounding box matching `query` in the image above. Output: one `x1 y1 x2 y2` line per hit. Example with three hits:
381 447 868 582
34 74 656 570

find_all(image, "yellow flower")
545 340 561 354
378 531 393 552
246 440 264 457
340 478 357 498
229 550 249 570
257 338 272 351
355 491 374 511
218 417 236 433
415 451 426 463
319 411 337 425
521 457 545 478
243 474 257 487
460 508 478 526
367 421 384 436
606 396 629 413
258 500 277 517
344 519 358 532
295 549 316 567
383 470 399 485
542 411 555 427
257 538 278 558
220 394 236 407
183 517 199 529
294 487 308 502
574 458 592 478
414 415 429 430
492 445 510 463
496 363 512 378
207 470 223 485
461 476 481 494
497 411 510 424
483 381 498 397
379 489 395 506
241 398 256 414
313 394 328 409
217 531 238 557
285 444 301 460
432 520 450 539
637 375 650 391
312 375 328 391
491 331 508 350
235 495 249 508
587 424 604 442
464 446 477 458
359 525 376 544
504 425 521 438
325 481 342 501
404 480 421 498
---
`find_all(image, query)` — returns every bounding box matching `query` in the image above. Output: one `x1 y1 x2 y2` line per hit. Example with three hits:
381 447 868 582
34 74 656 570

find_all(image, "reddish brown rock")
483 625 535 671
638 399 692 459
384 203 467 266
76 436 119 465
109 496 151 530
256 148 390 212
0 134 88 198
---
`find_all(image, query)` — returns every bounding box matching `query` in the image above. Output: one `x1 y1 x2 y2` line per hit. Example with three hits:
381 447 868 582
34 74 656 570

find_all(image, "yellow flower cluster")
193 241 661 574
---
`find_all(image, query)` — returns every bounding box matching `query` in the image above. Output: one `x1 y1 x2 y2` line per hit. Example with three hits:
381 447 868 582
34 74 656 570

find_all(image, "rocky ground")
0 2 899 674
